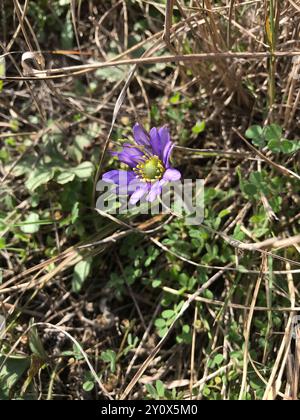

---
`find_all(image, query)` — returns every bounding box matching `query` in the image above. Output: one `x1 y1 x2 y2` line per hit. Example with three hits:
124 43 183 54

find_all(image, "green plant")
246 124 300 153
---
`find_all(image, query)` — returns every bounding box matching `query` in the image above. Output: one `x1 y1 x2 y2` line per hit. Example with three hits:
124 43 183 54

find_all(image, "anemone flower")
102 124 181 204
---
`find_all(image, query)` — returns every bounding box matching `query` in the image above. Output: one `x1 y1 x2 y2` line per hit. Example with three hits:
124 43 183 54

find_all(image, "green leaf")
250 379 263 391
267 139 281 153
72 258 92 293
145 383 157 398
61 344 84 361
100 350 116 373
264 124 282 142
280 139 300 154
170 92 181 104
71 202 80 224
25 169 54 191
12 156 36 177
10 119 19 132
83 381 94 392
152 279 161 288
158 327 168 337
0 356 30 400
161 309 175 319
154 318 166 328
203 386 211 397
71 162 94 180
245 125 264 147
204 289 214 300
72 135 92 163
218 208 231 218
156 380 165 398
213 354 224 365
182 324 190 334
20 213 40 234
29 324 48 361
192 120 206 135
176 323 192 344
56 171 76 185
243 183 258 197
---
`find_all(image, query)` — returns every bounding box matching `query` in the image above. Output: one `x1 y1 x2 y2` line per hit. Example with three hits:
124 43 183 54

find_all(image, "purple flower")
102 124 181 204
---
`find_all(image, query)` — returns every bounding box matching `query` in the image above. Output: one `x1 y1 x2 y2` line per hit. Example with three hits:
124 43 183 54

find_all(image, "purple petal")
158 126 170 149
115 143 144 167
149 127 161 157
117 153 139 167
133 123 149 146
162 142 174 167
158 126 172 162
102 170 136 194
163 168 181 182
129 183 149 205
102 170 133 184
146 180 163 202
122 143 144 156
149 126 174 165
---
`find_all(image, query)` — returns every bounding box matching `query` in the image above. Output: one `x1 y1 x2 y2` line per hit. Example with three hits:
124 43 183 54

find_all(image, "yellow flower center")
134 156 165 182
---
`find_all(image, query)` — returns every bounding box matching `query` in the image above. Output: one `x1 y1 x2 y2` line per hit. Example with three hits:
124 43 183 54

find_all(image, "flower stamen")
133 156 165 183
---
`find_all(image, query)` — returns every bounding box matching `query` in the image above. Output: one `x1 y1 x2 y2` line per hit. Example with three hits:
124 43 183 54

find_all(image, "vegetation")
0 0 299 400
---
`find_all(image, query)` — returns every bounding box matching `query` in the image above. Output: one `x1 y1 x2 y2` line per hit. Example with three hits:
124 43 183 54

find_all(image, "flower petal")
129 183 149 205
158 126 172 162
158 126 170 148
163 168 181 182
102 170 134 185
162 142 174 167
115 143 144 167
102 170 136 195
133 123 149 146
146 180 163 202
149 127 161 157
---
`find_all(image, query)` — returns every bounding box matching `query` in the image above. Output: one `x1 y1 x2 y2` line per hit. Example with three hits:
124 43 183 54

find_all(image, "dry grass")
0 0 300 400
